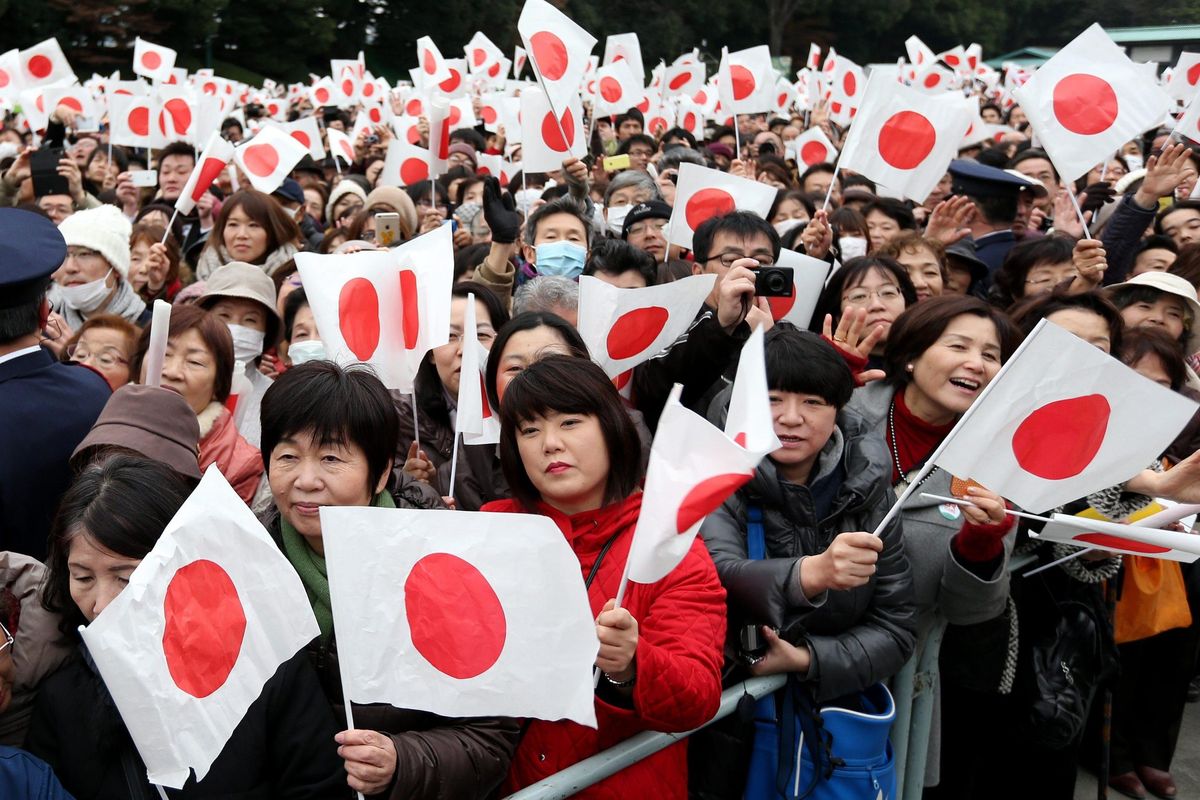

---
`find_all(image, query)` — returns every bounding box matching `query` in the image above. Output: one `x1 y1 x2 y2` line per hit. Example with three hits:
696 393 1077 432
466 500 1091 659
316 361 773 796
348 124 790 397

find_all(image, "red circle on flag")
407 126 421 145
406 552 506 679
636 95 650 113
676 473 752 532
843 71 857 96
401 157 429 186
530 31 569 81
877 110 936 170
1052 73 1119 136
422 49 437 75
35 95 44 114
777 91 788 108
481 105 498 125
0 70 9 89
339 277 381 360
600 77 623 104
141 51 162 71
669 72 691 91
694 89 708 105
27 55 52 79
191 156 226 203
242 143 279 177
315 87 330 104
447 106 461 126
1189 63 1200 86
369 107 383 124
683 111 697 131
440 69 462 93
824 58 836 73
944 54 960 66
363 83 376 98
161 98 191 136
768 290 797 321
1011 394 1110 479
406 98 423 117
488 62 501 78
614 369 633 391
60 97 83 113
291 130 311 149
541 108 575 152
1075 532 1170 554
731 64 756 101
473 48 487 67
923 73 940 89
342 78 355 97
162 560 247 699
685 187 736 231
607 306 669 361
831 101 843 114
129 106 150 137
800 140 828 165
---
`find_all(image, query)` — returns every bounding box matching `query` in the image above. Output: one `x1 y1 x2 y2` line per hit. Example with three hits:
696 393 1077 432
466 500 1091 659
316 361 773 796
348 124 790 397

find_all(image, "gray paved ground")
1075 696 1200 798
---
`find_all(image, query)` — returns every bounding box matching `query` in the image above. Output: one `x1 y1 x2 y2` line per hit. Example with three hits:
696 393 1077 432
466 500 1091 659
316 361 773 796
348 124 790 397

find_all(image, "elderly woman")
60 314 138 390
128 223 182 303
195 190 303 280
1105 271 1200 361
259 361 520 798
483 355 725 798
877 232 948 302
603 170 660 235
51 205 148 329
29 456 345 797
132 305 263 503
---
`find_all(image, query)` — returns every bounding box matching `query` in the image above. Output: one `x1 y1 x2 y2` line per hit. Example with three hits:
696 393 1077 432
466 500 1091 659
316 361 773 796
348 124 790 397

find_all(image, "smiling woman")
195 190 302 281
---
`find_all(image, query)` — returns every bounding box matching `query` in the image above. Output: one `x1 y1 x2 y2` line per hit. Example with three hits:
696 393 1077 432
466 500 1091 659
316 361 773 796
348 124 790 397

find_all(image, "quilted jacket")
483 493 727 800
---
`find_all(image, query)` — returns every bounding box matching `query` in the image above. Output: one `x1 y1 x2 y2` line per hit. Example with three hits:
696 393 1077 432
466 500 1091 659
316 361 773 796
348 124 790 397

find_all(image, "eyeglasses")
627 148 654 158
0 621 12 655
68 344 129 369
628 220 668 237
706 251 776 268
842 286 903 306
418 201 449 214
65 248 103 263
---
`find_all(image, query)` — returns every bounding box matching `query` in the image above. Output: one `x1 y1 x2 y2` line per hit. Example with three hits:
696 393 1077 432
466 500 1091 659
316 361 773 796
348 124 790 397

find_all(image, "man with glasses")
621 200 673 262
617 134 658 173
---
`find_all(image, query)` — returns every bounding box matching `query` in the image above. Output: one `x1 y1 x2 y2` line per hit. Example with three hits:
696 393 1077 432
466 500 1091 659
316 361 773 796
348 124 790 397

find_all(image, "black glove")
1079 182 1116 214
482 176 522 245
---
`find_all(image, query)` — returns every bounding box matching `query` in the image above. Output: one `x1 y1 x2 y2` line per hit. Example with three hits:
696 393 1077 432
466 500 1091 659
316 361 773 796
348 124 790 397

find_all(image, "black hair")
406 180 450 208
448 127 486 152
884 294 1022 386
583 238 658 287
260 361 398 494
799 161 839 188
862 198 916 233
282 287 308 342
485 312 589 410
1119 327 1187 391
764 324 854 408
1006 147 1060 180
0 278 49 343
43 455 190 638
973 193 1019 225
661 127 697 149
991 234 1076 306
768 189 815 224
1156 200 1200 235
497 355 642 512
1137 234 1179 259
157 140 196 164
617 134 657 156
1008 289 1124 354
692 210 780 266
809 256 918 333
841 173 877 194
522 196 593 247
454 243 490 282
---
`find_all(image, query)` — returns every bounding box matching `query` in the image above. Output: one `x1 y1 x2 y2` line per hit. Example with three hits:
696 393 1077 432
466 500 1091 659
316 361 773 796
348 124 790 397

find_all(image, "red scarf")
890 388 955 483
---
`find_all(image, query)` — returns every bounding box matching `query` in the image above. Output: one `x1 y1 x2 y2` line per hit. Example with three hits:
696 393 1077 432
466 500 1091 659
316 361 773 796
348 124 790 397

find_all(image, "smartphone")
30 147 69 198
603 153 631 171
130 169 158 188
375 212 401 247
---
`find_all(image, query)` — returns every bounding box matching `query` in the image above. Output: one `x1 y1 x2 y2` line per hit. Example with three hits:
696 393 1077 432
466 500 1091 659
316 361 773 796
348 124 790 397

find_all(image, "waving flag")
724 326 781 457
593 60 642 116
667 162 778 249
717 45 774 115
416 36 452 87
133 38 177 84
233 125 308 194
275 116 326 160
518 0 597 117
465 32 506 77
78 468 319 789
326 126 357 167
767 249 830 329
19 39 73 87
108 94 161 149
175 132 234 215
664 61 705 98
603 33 644 89
790 126 838 167
519 87 585 172
456 294 500 445
379 138 432 187
1033 510 1200 562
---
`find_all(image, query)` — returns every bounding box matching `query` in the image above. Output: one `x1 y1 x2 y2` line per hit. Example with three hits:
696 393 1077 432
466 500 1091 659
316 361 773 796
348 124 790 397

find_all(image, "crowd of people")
3 36 1200 800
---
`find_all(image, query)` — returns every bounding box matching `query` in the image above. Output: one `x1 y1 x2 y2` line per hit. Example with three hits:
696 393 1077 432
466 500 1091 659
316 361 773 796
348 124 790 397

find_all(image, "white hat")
1106 271 1200 355
325 180 368 225
57 204 132 280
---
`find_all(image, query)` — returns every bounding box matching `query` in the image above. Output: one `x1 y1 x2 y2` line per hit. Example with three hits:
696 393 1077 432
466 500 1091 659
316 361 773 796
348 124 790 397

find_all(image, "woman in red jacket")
483 355 726 799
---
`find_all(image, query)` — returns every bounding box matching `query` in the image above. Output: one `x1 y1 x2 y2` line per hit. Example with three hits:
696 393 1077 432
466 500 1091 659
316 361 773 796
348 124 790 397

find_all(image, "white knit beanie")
58 204 133 280
325 180 368 224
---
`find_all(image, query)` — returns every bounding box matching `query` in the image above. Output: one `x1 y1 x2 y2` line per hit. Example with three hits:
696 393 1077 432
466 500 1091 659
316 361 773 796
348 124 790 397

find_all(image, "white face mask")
838 236 868 260
288 339 326 365
227 323 265 363
514 188 543 214
606 204 634 235
1123 154 1144 173
60 269 113 313
774 218 806 238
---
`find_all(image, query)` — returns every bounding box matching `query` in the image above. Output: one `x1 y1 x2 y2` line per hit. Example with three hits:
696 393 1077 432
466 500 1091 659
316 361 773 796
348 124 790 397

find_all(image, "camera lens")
767 272 788 293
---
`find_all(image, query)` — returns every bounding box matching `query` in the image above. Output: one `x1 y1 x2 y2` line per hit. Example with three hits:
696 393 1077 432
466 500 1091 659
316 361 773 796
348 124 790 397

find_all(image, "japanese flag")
828 57 865 125
677 99 706 139
593 60 642 116
322 507 598 726
626 386 762 584
1032 511 1200 563
724 326 781 457
133 38 176 84
914 64 957 94
20 39 73 87
518 0 597 117
309 77 337 108
233 125 308 194
276 116 326 160
906 36 936 72
576 274 716 378
1012 24 1171 183
428 98 452 177
667 162 778 250
331 59 363 105
790 126 838 167
175 132 234 215
416 37 452 87
43 85 97 125
838 71 972 202
108 94 161 149
78 467 319 789
664 61 705 98
456 294 500 446
717 45 774 115
774 78 798 116
807 43 822 71
155 89 195 142
514 46 528 78
964 43 983 75
434 59 468 99
446 97 477 131
1168 52 1200 101
933 320 1197 514
0 49 22 99
603 33 644 89
296 223 454 392
474 152 505 180
400 90 427 119
520 87 585 173
765 248 829 329
465 32 504 76
938 45 967 73
479 92 505 133
379 138 432 187
326 126 357 167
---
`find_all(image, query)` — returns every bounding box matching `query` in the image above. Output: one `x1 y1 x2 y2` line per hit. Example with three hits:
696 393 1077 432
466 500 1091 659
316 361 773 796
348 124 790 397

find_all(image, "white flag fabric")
326 126 357 167
838 71 973 202
296 223 454 392
593 60 642 117
321 506 599 726
78 467 319 789
155 88 195 142
905 36 936 72
664 61 705 97
519 87 585 172
933 320 1197 513
19 39 73 87
724 326 781 457
518 0 597 117
416 36 452 87
1176 90 1200 147
627 387 761 584
766 248 829 330
175 132 235 215
133 38 177 84
233 125 308 194
577 274 716 378
667 162 778 249
1032 513 1200 563
466 31 506 77
1013 24 1171 183
427 98 452 177
717 46 774 116
108 94 161 149
602 33 644 90
379 138 432 187
790 126 838 167
457 293 501 445
275 116 326 161
1168 52 1200 101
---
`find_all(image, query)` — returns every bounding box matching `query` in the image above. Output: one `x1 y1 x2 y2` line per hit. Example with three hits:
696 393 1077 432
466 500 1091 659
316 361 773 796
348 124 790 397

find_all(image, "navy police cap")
948 158 1039 199
0 208 67 308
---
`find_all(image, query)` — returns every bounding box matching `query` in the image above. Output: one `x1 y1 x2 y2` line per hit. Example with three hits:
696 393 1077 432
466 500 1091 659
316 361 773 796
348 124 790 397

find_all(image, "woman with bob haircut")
483 355 726 798
196 189 303 280
810 256 919 370
258 361 520 799
30 455 346 798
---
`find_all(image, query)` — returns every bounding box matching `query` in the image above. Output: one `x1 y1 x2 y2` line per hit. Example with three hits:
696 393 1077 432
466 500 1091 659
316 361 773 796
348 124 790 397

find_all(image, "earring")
906 363 914 372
